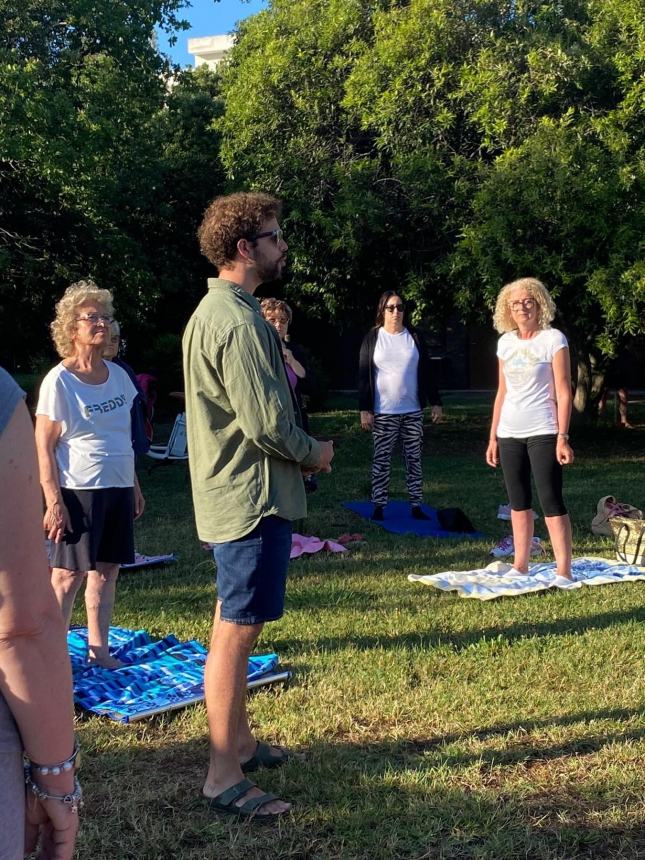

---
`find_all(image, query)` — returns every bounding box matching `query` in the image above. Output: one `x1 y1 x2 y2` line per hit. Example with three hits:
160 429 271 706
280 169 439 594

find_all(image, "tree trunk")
573 354 591 415
573 350 606 421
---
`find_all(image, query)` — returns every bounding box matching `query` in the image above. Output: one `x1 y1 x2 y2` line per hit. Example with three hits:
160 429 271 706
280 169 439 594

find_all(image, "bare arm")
553 347 574 465
486 359 507 467
34 413 70 541
0 399 78 857
283 346 306 379
360 410 374 430
133 470 145 519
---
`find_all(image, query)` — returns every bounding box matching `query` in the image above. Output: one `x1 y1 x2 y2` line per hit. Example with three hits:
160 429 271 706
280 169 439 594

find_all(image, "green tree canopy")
220 0 644 409
0 1 224 372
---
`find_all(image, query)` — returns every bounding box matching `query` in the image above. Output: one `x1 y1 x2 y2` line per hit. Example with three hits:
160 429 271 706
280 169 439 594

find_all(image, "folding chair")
146 412 188 467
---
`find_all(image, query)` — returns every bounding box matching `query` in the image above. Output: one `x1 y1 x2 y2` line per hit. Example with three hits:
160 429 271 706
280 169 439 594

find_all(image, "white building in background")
187 35 235 69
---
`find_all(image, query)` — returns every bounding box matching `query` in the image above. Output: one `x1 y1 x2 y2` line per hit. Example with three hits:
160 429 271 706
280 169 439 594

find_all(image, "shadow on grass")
273 606 645 655
77 721 645 860
399 725 645 771
418 705 645 748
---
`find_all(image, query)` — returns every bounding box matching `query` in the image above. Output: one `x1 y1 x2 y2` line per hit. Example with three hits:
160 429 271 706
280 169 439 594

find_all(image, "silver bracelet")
24 771 83 814
26 739 80 776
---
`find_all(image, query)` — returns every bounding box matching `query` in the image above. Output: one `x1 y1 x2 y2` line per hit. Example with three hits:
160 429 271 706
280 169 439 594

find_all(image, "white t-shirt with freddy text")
496 327 568 438
373 327 421 415
36 361 137 488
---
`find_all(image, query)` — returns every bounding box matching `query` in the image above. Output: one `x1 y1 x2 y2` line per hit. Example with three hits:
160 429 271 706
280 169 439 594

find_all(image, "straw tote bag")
610 516 645 566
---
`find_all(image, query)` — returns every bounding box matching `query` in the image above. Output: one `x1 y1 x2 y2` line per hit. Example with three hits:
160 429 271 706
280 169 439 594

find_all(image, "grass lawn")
73 393 644 859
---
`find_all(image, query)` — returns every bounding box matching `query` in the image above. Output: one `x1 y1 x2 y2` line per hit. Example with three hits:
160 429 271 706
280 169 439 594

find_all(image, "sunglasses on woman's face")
385 304 404 313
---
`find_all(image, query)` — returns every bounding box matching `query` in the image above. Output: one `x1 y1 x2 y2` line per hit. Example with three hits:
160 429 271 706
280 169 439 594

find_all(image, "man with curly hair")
183 192 334 819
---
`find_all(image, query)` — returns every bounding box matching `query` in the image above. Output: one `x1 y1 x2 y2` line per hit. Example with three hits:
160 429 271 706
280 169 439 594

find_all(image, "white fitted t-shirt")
373 327 421 414
36 361 137 488
496 327 568 438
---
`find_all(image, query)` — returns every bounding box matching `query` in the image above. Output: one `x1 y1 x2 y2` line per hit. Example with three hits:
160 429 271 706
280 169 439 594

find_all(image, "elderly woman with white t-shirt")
35 281 145 668
486 277 574 580
359 291 442 521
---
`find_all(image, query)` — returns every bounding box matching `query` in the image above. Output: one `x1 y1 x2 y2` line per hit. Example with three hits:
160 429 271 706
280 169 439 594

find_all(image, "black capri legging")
497 434 567 517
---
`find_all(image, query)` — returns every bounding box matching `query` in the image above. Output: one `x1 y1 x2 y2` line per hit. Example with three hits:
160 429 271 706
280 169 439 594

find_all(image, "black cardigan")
358 326 442 412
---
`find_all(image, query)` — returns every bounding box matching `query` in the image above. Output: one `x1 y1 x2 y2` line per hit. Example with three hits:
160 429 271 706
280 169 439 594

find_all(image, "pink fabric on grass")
290 533 347 559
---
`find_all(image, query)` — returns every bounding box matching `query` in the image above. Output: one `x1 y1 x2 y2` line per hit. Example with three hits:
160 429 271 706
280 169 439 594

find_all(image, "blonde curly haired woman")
35 281 145 668
486 277 574 581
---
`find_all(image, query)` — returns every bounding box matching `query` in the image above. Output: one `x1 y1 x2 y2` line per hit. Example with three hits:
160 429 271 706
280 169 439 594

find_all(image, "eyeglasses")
509 299 536 311
76 314 113 325
265 316 289 326
248 227 284 245
385 304 404 313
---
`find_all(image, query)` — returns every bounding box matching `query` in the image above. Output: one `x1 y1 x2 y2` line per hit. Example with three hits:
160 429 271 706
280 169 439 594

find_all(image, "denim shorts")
212 515 292 625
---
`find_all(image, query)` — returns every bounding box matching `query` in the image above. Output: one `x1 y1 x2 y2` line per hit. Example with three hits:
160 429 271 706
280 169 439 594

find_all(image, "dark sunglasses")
247 227 284 245
384 303 404 313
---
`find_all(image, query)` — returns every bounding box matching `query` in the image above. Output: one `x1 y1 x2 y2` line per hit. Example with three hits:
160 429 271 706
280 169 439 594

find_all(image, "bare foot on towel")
88 650 124 669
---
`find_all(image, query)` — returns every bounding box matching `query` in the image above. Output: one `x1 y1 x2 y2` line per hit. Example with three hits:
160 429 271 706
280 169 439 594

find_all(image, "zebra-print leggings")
371 411 424 506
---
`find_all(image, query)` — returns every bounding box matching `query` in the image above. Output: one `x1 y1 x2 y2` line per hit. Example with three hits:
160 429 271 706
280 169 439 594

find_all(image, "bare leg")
50 567 86 628
510 509 534 573
617 388 631 428
203 603 290 815
544 514 573 579
237 695 257 760
597 389 607 417
237 694 286 766
85 562 122 668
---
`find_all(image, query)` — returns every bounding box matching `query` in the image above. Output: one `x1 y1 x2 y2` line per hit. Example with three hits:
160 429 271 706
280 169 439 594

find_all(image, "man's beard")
256 255 285 284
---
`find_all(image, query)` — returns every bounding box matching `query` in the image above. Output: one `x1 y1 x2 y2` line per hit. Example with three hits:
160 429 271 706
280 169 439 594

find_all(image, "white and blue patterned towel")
408 557 645 600
68 627 284 722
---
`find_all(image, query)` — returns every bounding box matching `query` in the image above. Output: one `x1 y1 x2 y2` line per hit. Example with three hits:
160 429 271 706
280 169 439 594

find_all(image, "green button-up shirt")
182 278 321 542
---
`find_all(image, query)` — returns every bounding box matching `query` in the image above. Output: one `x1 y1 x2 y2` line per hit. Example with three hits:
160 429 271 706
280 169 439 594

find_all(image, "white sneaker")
490 535 545 558
497 504 539 521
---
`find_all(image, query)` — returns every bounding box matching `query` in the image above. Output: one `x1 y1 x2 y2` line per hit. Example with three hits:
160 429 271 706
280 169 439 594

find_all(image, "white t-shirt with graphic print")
496 327 568 438
36 361 137 488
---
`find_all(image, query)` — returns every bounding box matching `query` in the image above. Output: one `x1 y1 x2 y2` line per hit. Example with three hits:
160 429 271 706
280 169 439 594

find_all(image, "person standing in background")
486 277 574 581
103 319 152 454
35 281 145 668
359 291 442 521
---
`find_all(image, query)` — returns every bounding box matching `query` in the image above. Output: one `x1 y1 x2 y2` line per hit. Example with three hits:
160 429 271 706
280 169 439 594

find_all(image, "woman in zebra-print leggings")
359 291 442 521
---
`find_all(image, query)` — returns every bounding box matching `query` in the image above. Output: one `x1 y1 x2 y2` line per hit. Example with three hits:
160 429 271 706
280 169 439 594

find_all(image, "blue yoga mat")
68 627 286 723
342 501 484 538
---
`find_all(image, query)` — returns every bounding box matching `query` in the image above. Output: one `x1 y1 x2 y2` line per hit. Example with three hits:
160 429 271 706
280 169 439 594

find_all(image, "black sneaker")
371 505 384 521
411 506 430 520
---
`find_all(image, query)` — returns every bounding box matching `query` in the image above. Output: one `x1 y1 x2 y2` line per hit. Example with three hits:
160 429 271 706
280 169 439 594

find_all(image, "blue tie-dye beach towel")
68 627 285 723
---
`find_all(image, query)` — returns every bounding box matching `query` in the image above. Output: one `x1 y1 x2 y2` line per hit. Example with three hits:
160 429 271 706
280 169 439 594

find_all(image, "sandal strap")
214 778 256 808
239 791 278 813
